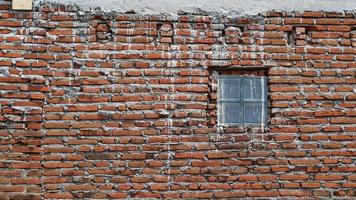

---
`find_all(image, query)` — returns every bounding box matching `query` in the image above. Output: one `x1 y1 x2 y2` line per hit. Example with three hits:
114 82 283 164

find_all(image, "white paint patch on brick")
35 0 356 15
12 0 33 10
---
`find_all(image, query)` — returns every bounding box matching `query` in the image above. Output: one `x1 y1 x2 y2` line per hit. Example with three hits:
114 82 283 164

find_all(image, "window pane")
221 103 242 124
221 78 241 99
243 78 264 101
243 103 264 124
218 75 267 126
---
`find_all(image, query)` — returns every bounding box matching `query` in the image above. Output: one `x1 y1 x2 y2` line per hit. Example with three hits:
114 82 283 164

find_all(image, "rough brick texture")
0 0 355 199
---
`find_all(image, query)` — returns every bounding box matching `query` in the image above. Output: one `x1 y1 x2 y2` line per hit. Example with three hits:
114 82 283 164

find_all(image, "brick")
0 186 25 192
314 110 343 117
301 182 321 188
8 194 41 200
315 174 344 180
43 162 74 168
175 152 205 159
65 185 97 191
181 192 213 199
78 95 109 102
247 190 279 197
44 193 73 199
289 159 320 165
67 105 98 112
214 191 246 198
280 174 309 180
12 162 41 169
330 117 355 124
322 126 342 132
112 113 144 120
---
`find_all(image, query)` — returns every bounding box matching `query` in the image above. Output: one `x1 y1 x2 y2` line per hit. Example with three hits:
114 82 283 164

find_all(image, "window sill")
217 125 268 133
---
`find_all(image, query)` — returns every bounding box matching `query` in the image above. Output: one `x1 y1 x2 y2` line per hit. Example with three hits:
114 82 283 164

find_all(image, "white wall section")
35 0 356 15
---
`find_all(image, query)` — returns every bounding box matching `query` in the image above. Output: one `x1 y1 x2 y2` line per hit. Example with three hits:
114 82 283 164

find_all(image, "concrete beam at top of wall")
34 0 356 15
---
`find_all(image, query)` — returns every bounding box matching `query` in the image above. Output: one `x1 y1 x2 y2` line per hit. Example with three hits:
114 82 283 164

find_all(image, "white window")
218 75 267 126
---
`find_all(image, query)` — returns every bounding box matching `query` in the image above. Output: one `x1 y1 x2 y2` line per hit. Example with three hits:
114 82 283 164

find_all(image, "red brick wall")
0 1 355 199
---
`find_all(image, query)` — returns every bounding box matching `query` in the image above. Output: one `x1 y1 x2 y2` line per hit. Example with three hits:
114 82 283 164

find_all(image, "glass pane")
221 78 241 99
244 78 264 101
243 103 263 124
221 103 242 124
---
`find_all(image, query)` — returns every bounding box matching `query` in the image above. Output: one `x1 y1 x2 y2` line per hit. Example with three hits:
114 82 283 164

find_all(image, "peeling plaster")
35 0 356 15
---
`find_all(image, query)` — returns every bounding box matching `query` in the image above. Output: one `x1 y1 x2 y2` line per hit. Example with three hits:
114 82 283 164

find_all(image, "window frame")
217 75 268 127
